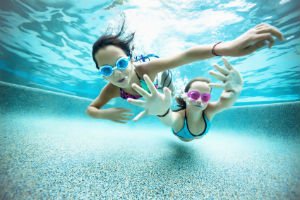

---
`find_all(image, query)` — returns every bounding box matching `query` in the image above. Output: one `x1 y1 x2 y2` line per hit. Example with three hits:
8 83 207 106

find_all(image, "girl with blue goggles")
89 22 284 124
99 56 130 77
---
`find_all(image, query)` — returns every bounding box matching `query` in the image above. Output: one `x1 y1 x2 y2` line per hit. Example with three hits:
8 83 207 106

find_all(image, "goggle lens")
100 65 113 77
201 94 211 102
116 57 129 69
99 56 130 77
187 91 211 103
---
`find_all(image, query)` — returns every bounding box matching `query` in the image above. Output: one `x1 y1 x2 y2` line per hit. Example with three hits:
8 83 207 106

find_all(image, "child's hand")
105 108 133 123
209 57 243 98
219 23 284 57
127 74 172 121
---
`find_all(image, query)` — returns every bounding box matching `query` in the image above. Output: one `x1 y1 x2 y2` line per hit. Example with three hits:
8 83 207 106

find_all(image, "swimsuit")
119 71 158 99
119 54 159 100
172 109 211 140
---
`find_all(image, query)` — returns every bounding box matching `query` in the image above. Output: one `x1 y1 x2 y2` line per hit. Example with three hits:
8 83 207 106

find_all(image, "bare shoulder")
204 102 218 120
170 108 185 130
172 108 185 120
134 63 158 81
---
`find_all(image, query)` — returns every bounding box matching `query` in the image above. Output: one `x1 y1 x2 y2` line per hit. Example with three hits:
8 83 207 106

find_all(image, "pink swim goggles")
186 90 211 103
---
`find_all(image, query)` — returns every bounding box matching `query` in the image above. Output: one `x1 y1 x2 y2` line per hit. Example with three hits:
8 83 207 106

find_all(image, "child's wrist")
157 108 170 118
212 41 232 56
212 42 222 56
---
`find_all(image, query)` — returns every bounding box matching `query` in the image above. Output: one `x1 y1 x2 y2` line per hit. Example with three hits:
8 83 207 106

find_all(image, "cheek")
104 76 119 85
125 68 131 75
185 98 195 105
127 64 133 72
201 99 209 104
123 66 133 78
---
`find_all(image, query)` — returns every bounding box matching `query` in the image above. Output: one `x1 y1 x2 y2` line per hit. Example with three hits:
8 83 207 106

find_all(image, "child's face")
95 45 133 88
185 81 211 110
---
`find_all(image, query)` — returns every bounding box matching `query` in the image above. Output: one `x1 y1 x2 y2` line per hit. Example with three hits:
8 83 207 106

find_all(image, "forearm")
186 42 232 61
157 109 176 127
219 90 241 108
86 106 110 119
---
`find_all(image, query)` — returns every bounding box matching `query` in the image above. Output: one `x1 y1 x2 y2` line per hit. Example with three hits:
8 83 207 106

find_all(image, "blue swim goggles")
99 56 130 77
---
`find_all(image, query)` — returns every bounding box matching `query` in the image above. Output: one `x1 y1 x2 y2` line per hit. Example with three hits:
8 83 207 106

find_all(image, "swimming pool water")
0 0 299 107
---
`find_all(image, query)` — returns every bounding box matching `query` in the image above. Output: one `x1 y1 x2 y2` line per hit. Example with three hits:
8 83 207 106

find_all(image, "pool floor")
1 114 299 199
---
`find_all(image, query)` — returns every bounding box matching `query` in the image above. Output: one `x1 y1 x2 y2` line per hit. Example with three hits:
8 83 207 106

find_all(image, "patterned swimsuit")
119 54 167 99
119 70 158 99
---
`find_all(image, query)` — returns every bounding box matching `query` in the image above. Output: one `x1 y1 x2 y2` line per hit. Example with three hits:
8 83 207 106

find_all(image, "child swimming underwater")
86 22 283 123
128 57 243 142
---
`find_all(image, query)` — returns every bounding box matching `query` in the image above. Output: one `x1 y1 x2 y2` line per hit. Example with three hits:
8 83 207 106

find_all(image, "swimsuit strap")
134 68 142 80
134 54 160 62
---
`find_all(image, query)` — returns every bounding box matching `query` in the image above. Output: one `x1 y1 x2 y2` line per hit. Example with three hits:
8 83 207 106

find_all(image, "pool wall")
1 81 299 137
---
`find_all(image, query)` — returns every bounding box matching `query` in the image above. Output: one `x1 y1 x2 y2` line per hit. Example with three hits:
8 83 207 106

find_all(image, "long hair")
176 77 211 109
92 20 135 69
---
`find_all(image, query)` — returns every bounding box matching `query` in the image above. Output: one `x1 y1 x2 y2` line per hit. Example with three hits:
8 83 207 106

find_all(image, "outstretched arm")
86 83 134 123
207 57 244 119
142 23 284 75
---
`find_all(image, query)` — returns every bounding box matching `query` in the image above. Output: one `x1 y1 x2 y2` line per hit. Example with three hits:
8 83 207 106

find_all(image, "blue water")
0 0 299 106
1 2 300 198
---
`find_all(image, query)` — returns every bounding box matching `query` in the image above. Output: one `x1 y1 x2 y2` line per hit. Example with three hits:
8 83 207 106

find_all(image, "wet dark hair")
176 77 211 109
92 21 135 69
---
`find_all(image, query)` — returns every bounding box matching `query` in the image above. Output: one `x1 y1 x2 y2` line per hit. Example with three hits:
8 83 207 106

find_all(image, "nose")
112 70 122 78
195 99 202 104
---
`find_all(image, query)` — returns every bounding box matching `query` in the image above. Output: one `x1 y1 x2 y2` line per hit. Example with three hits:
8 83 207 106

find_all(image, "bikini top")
119 70 158 99
119 54 159 99
172 109 211 140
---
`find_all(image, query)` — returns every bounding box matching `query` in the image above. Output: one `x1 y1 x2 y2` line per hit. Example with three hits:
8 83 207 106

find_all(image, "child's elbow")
85 107 93 117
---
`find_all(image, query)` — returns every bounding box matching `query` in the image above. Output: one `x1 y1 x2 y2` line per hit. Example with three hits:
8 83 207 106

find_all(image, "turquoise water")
1 2 300 198
0 0 299 106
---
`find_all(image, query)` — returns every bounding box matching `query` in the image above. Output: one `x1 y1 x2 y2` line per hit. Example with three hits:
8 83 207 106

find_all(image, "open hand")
105 108 133 123
209 57 243 98
222 23 284 56
127 74 172 121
